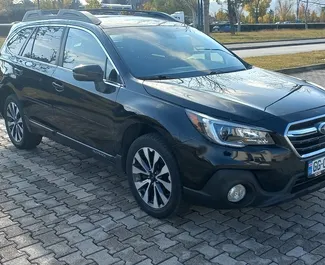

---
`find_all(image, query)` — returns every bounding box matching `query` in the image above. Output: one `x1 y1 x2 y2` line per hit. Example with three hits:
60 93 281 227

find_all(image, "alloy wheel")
6 102 23 143
132 147 172 209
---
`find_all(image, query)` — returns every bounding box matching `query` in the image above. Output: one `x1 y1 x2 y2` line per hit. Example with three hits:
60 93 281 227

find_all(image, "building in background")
99 0 143 9
170 11 185 23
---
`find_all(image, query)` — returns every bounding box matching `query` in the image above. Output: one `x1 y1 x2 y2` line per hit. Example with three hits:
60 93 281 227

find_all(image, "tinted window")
63 28 106 71
24 26 63 64
6 28 33 55
105 58 120 83
22 31 36 58
106 27 247 79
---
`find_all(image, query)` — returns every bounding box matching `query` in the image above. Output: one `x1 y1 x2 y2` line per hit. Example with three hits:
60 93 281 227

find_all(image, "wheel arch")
118 118 177 173
0 84 16 116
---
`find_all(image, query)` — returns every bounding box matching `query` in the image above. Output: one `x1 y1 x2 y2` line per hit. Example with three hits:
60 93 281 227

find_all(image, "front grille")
286 115 325 158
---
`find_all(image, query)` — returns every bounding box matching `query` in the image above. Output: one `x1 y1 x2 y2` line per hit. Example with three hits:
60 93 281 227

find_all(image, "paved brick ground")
1 70 325 265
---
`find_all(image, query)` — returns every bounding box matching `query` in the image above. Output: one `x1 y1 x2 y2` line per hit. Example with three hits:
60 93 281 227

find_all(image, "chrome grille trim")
284 114 325 159
287 127 317 138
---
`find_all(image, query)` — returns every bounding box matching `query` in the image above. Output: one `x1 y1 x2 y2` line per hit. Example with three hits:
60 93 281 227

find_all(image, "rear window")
22 26 64 64
6 28 33 55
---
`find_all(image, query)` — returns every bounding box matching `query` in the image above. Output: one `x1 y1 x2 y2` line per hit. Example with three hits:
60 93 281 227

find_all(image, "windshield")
105 26 247 79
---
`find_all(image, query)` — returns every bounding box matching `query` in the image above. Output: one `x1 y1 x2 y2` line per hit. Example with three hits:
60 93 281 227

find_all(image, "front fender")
114 86 198 152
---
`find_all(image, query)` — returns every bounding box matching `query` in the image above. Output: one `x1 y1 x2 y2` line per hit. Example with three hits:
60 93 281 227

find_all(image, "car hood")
143 68 325 121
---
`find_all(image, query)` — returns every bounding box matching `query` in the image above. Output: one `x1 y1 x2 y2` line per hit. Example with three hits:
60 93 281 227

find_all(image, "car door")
51 27 123 155
15 26 64 128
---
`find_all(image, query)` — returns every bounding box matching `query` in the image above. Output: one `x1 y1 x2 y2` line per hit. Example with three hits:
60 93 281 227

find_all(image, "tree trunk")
227 0 236 35
203 0 210 34
305 0 309 29
191 8 198 28
235 9 241 32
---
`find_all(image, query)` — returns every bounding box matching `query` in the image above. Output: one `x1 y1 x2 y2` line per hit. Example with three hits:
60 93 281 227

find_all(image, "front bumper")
174 132 325 209
183 169 325 209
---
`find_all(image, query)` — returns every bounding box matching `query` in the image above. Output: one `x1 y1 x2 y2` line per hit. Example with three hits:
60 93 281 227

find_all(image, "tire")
126 133 182 219
3 94 42 150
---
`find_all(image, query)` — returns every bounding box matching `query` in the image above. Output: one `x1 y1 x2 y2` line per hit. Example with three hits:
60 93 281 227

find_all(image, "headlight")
186 110 275 147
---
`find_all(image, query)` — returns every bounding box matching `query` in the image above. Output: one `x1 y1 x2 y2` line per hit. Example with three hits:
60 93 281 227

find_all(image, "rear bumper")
183 169 325 209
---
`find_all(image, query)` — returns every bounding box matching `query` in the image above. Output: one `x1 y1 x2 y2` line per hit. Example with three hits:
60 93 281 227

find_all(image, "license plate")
308 156 325 177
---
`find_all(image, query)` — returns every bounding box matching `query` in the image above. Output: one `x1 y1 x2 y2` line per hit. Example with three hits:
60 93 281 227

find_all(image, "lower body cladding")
175 138 325 209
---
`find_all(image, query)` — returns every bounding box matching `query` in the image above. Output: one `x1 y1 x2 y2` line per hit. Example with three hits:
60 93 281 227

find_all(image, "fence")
212 23 325 32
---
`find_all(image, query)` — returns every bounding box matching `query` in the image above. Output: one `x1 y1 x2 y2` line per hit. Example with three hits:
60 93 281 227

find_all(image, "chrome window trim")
284 113 325 159
2 23 124 86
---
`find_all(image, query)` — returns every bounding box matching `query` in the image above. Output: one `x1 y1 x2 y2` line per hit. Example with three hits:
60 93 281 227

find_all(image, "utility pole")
197 0 204 30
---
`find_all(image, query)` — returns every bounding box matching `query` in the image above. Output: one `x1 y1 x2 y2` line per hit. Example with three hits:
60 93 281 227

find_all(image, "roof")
98 15 183 29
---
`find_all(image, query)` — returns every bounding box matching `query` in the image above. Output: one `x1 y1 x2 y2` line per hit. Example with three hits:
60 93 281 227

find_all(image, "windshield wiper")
207 71 222 75
141 75 174 80
196 48 235 56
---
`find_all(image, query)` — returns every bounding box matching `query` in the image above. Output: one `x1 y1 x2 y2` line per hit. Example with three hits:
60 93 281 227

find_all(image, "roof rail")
22 9 101 25
83 8 179 22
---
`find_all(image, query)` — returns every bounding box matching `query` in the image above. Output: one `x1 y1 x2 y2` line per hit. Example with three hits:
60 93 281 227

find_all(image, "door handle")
13 68 23 76
52 81 64 92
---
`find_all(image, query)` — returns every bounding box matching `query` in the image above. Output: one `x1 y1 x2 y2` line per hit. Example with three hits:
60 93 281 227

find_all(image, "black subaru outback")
1 9 325 218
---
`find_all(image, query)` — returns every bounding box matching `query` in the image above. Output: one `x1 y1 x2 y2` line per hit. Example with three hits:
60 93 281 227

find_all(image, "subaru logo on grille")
318 122 325 134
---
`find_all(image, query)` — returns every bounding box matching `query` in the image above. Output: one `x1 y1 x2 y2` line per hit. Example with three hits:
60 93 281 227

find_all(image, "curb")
276 63 325 74
227 40 325 51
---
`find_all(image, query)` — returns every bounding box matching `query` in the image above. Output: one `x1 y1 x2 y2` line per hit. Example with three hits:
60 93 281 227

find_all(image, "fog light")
227 184 246 202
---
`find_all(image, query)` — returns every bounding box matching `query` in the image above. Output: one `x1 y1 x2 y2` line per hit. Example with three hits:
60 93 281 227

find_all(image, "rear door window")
6 28 33 55
22 26 64 64
22 30 36 58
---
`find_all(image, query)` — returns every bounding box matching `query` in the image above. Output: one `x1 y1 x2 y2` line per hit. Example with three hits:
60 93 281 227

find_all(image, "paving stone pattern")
0 70 325 265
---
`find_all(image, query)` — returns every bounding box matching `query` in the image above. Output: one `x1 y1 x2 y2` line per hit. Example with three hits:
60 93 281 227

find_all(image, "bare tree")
219 0 246 33
180 0 199 27
304 0 309 29
296 0 301 20
276 0 294 21
234 0 248 32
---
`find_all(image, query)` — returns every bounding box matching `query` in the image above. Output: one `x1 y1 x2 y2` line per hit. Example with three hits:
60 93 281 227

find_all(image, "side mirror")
73 64 104 82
